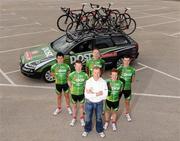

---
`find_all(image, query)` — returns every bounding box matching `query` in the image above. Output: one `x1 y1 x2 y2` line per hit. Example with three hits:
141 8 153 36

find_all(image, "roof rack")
66 30 127 42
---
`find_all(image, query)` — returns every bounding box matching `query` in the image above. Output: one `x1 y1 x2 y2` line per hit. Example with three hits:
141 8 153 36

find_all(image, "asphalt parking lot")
0 0 180 141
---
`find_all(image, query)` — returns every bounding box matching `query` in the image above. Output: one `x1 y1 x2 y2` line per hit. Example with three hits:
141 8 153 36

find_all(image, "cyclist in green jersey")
103 69 124 131
51 52 72 116
68 60 88 127
117 55 135 122
85 48 105 77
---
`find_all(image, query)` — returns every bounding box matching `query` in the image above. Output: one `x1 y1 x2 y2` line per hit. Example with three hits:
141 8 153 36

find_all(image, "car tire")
42 68 55 83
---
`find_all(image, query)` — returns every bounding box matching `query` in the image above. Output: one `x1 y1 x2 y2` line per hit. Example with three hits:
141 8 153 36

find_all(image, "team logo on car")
42 47 53 58
25 51 32 60
101 52 117 58
70 53 92 64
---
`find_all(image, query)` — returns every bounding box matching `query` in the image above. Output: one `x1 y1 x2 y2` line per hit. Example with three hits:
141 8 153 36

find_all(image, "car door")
94 36 117 66
66 40 93 69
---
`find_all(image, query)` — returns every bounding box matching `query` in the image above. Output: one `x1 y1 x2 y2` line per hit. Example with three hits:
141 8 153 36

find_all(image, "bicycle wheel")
83 12 95 29
109 10 119 27
122 18 136 35
66 21 84 42
57 15 73 32
115 13 130 32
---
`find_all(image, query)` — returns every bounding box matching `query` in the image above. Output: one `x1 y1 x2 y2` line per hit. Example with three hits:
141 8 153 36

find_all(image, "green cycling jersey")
51 63 70 84
68 71 88 95
117 65 135 90
86 58 105 76
106 79 124 102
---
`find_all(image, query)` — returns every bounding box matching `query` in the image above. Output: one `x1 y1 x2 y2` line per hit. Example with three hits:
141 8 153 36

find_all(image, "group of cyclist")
51 48 135 138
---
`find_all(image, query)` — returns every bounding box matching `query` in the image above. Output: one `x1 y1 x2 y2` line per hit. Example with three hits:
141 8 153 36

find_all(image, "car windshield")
51 35 74 53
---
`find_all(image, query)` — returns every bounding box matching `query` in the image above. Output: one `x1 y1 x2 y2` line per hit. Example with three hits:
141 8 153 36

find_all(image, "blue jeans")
84 100 104 133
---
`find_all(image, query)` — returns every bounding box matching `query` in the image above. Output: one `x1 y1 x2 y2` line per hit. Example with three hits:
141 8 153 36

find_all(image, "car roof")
75 31 129 41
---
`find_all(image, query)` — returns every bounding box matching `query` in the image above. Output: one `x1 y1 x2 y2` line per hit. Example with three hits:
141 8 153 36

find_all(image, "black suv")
20 32 139 82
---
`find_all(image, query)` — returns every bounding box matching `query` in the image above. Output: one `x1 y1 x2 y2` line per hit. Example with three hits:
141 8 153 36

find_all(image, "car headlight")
24 62 37 69
24 57 55 70
25 60 44 69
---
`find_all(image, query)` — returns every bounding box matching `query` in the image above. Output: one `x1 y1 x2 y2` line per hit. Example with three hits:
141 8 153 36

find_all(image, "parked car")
20 32 139 82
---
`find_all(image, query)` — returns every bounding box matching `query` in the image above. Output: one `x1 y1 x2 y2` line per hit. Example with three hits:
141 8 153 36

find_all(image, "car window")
51 35 75 53
111 36 129 45
71 40 92 53
95 38 114 49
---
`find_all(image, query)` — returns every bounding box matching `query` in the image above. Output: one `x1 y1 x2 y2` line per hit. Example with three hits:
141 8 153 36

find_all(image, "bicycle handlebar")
90 3 100 9
124 7 131 13
61 7 70 13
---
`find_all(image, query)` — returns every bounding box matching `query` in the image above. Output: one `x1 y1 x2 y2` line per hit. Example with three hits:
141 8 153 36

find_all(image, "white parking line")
21 17 28 20
0 29 57 39
136 66 147 72
137 20 179 28
0 12 16 16
170 32 180 36
133 93 180 99
155 15 179 21
138 62 180 81
140 7 168 12
0 69 16 85
115 5 152 10
0 22 41 30
4 67 148 75
0 83 179 99
0 16 27 22
5 69 20 75
137 26 176 37
0 83 53 89
0 44 41 54
135 12 179 20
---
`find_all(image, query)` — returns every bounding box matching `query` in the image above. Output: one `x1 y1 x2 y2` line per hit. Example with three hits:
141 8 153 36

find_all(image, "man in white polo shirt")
82 66 108 138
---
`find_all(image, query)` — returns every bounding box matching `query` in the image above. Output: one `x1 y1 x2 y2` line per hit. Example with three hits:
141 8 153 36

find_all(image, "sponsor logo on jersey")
123 73 133 77
57 69 67 73
112 86 120 91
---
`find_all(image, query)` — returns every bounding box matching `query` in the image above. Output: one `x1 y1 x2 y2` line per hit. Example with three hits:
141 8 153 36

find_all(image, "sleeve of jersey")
68 72 73 81
50 64 56 73
86 60 89 68
117 65 122 71
106 80 111 96
67 64 71 72
133 68 136 76
102 59 105 70
85 73 89 80
121 81 124 92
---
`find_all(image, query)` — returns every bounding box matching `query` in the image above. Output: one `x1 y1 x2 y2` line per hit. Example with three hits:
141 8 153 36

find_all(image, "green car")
20 33 139 82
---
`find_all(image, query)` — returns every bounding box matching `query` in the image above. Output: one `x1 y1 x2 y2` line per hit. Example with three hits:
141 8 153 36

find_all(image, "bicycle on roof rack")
116 8 136 35
86 3 120 32
57 3 87 32
65 3 121 42
56 3 137 42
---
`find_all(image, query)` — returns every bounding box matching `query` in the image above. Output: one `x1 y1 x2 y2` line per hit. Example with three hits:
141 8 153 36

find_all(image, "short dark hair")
56 52 64 58
123 55 131 59
75 60 82 65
